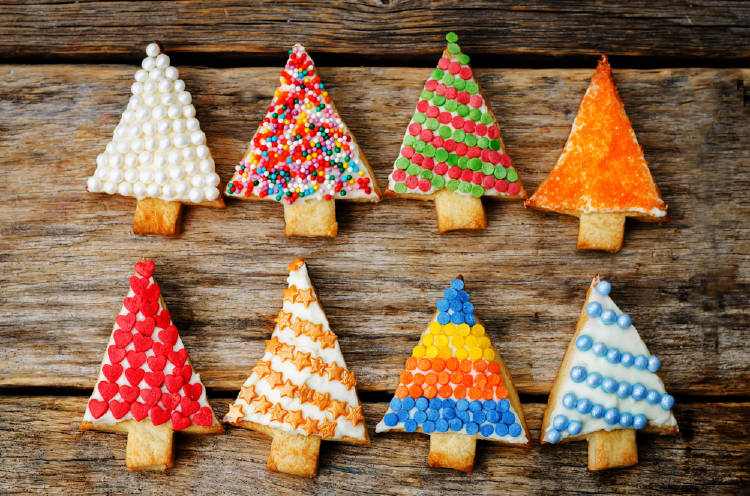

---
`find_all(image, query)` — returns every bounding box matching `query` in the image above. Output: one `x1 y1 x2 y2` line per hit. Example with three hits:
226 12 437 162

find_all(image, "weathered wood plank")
0 65 748 395
1 1 750 62
0 397 747 494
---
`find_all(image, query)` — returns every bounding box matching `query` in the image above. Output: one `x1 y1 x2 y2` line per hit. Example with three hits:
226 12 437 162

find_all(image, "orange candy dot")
418 358 432 371
425 372 438 385
488 373 501 386
450 371 463 385
454 385 467 399
405 357 418 370
400 371 413 385
460 359 473 373
446 357 459 371
409 384 423 398
432 357 445 372
468 387 482 400
413 373 425 386
423 385 438 399
475 374 488 389
473 360 487 373
438 371 450 385
482 387 495 400
439 384 453 398
488 361 500 374
395 385 408 399
496 385 509 399
462 374 474 388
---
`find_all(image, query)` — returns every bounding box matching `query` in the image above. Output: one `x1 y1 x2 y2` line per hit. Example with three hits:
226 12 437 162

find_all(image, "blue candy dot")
473 411 485 424
619 412 633 427
416 397 428 411
661 393 675 410
546 428 561 444
562 393 578 409
567 420 582 435
495 423 509 436
486 410 500 423
397 410 410 422
601 309 617 325
450 312 464 324
427 408 440 421
422 420 436 434
465 314 477 326
604 408 620 425
437 312 450 325
586 372 603 388
602 377 618 393
450 418 463 431
389 398 402 411
633 414 648 430
429 398 442 410
502 411 516 424
576 398 592 414
463 302 474 314
483 400 497 411
451 278 464 290
437 299 450 312
586 301 602 318
436 419 449 432
648 356 661 372
617 382 633 399
413 410 427 423
634 355 648 370
469 400 483 413
632 383 647 400
576 335 593 351
570 366 587 382
444 287 457 299
596 280 611 296
443 408 456 420
509 423 522 437
443 399 456 410
498 399 510 412
592 342 608 357
606 348 622 364
617 313 632 329
591 404 605 418
457 289 469 302
621 352 635 367
553 415 569 431
402 397 415 410
404 419 418 432
480 424 494 437
466 422 479 435
449 299 463 312
457 410 470 422
384 413 398 426
646 390 661 405
456 399 469 411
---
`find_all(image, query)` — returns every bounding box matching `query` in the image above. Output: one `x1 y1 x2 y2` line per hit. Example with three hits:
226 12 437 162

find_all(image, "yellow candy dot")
426 346 439 359
469 347 483 360
422 334 434 346
457 324 471 337
322 91 329 97
471 324 485 336
465 335 478 348
429 322 442 335
479 336 491 349
483 348 496 361
313 184 319 191
359 170 365 177
451 335 465 348
436 335 449 347
444 323 456 336
455 348 469 360
412 345 426 358
438 347 452 359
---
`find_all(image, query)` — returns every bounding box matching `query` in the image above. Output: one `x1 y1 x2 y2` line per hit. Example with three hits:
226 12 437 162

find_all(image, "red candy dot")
499 154 511 167
426 106 440 118
487 150 500 164
481 149 492 162
434 162 449 175
438 57 450 70
418 179 432 192
401 146 414 159
448 61 461 75
461 169 473 181
392 169 406 181
482 175 496 188
438 112 452 124
475 123 487 136
470 94 483 108
405 175 418 189
448 166 462 179
443 139 457 152
459 67 473 80
435 83 447 96
422 157 435 170
472 171 484 184
495 179 508 192
431 136 444 148
452 115 464 129
417 100 430 113
425 80 438 91
467 146 481 158
487 126 500 139
457 91 470 104
445 87 457 100
408 122 422 136
412 153 424 165
463 120 476 134
455 143 468 156
420 129 434 142
507 182 521 196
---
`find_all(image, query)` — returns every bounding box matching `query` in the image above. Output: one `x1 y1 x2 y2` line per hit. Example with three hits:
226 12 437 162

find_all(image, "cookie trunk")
428 432 476 473
434 189 486 233
577 213 626 252
126 420 175 471
587 428 638 470
267 429 321 478
133 198 183 236
283 199 338 237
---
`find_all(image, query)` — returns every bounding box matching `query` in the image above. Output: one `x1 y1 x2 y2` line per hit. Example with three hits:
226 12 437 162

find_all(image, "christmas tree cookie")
86 42 225 236
384 33 526 233
526 55 667 252
223 258 369 477
80 259 223 471
541 276 677 470
376 277 530 473
224 44 381 237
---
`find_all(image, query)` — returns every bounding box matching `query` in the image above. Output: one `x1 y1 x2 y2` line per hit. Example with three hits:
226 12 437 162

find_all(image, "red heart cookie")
192 406 213 427
126 350 146 368
108 346 126 364
143 283 161 302
155 310 171 329
109 400 130 419
135 317 155 337
88 399 108 419
170 411 191 431
115 313 136 332
158 325 178 346
130 401 149 421
147 355 167 371
140 299 159 318
130 276 149 296
164 374 184 393
141 387 162 406
135 260 155 278
123 295 142 313
98 381 119 402
113 329 133 349
168 349 187 367
160 393 180 411
176 365 192 383
152 342 172 357
102 363 123 382
119 384 140 403
144 371 164 388
179 397 200 417
150 406 170 426
133 334 153 353
125 367 145 386
183 383 203 401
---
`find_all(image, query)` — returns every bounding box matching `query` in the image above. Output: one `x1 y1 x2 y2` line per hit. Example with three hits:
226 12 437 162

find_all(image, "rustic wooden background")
1 1 748 494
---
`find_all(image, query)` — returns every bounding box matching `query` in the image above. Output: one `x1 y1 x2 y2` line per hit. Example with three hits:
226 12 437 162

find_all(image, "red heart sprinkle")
135 259 155 278
135 317 155 337
192 407 213 427
183 383 203 401
130 276 149 295
119 384 140 403
179 397 200 416
108 346 126 363
133 334 153 353
102 363 123 382
88 399 108 419
98 381 119 401
171 411 191 431
123 295 142 313
164 374 184 393
143 283 161 302
113 329 133 349
125 367 145 386
131 401 149 421
168 349 187 367
152 342 172 356
115 313 136 332
140 299 159 318
109 400 130 419
150 406 170 426
144 371 164 388
155 310 171 329
177 365 192 383
147 355 167 371
160 393 180 411
141 388 162 406
126 351 146 368
158 325 178 346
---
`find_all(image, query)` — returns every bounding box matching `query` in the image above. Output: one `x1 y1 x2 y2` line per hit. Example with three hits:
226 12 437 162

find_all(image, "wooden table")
1 1 748 494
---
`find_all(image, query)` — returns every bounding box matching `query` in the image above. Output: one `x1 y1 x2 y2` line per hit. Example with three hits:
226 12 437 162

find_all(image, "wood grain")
1 1 750 63
0 65 748 397
0 396 748 494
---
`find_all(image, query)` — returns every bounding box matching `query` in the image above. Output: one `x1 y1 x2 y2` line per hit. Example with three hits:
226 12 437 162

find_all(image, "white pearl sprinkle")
118 182 133 196
190 131 205 145
174 80 185 92
134 69 148 82
141 57 155 71
196 145 209 159
176 181 189 195
143 94 158 107
157 120 171 135
124 169 138 183
133 182 147 199
204 187 219 201
154 170 168 184
205 172 220 187
188 188 203 203
146 43 160 57
103 181 117 194
191 175 203 187
155 54 170 69
162 184 175 197
199 158 213 173
144 137 157 151
131 82 143 95
168 150 182 165
146 184 160 197
165 66 178 80
184 161 198 175
168 165 184 180
181 147 195 160
87 177 102 192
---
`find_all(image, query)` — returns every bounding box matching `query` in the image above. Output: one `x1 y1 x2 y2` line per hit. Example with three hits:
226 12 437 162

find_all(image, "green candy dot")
489 139 500 150
481 162 495 175
439 126 452 139
426 118 439 131
431 175 445 189
394 182 407 194
471 184 485 197
435 148 449 162
469 108 482 122
447 43 460 54
468 158 482 171
423 144 436 158
446 32 459 43
506 168 518 182
444 99 458 112
464 134 477 147
420 169 434 180
414 140 426 153
453 78 466 91
432 94 446 106
421 90 434 100
452 129 465 142
477 137 489 149
458 181 472 194
442 73 455 85
413 112 426 124
395 157 409 170
480 113 493 125
493 165 507 179
458 156 469 169
446 179 460 191
447 153 459 166
432 68 444 80
466 81 479 94
407 163 421 176
457 104 470 117
403 135 416 146
458 53 470 65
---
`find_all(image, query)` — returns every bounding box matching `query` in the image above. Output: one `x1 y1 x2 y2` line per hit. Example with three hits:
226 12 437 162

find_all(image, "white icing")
87 43 220 204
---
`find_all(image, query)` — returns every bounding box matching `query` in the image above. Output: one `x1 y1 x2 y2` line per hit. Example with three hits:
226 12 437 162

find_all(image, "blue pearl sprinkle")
456 399 469 411
384 413 398 426
498 399 511 412
602 377 618 393
402 397 415 410
444 288 457 299
413 411 427 423
509 423 522 437
469 400 483 413
397 410 410 422
621 352 635 367
562 393 578 409
450 418 463 431
483 400 496 412
648 356 661 373
633 414 648 430
617 382 633 399
576 335 593 351
661 394 675 410
601 309 617 325
632 383 647 400
449 299 463 312
646 390 661 405
422 420 436 434
604 408 620 425
619 412 634 427
592 342 608 357
486 410 500 423
586 301 602 318
437 298 450 312
443 408 456 420
634 355 648 370
466 422 479 435
591 404 605 419
617 313 632 329
606 348 622 364
553 415 569 431
570 366 587 382
502 411 516 424
436 419 449 432
473 411 485 424
457 410 470 422
443 399 456 410
576 398 592 414
450 312 464 324
480 424 494 437
427 409 440 421
437 312 450 325
416 397 428 411
568 420 582 435
465 314 477 326
596 280 611 296
450 278 464 290
546 428 561 444
389 398 402 411
457 290 470 302
586 372 603 388
495 423 509 436
463 302 474 314
429 398 442 410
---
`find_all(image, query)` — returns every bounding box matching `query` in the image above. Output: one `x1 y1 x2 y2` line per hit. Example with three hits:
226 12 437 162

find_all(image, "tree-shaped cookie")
526 55 667 252
376 277 530 473
86 42 225 236
384 33 526 233
224 44 381 237
223 258 369 477
80 259 223 471
541 276 677 470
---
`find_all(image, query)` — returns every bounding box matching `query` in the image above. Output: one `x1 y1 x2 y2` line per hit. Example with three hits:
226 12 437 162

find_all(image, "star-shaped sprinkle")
285 409 305 429
345 405 364 426
318 419 337 439
309 357 326 375
302 417 319 435
238 385 258 403
253 360 272 379
277 343 295 361
318 331 338 349
306 322 324 341
224 403 244 423
295 288 316 307
292 351 311 370
325 362 344 381
326 399 348 420
265 337 283 354
251 395 272 415
297 383 316 403
340 369 357 390
277 379 297 398
290 317 307 337
275 310 293 330
283 285 298 303
265 370 283 388
312 391 330 410
268 402 287 423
